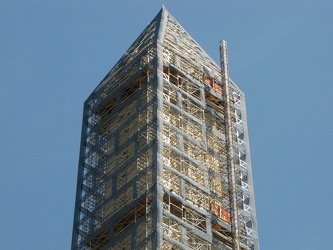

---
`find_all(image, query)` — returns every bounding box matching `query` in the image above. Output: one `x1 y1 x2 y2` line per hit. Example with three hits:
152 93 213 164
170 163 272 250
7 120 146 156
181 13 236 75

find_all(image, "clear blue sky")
1 1 332 249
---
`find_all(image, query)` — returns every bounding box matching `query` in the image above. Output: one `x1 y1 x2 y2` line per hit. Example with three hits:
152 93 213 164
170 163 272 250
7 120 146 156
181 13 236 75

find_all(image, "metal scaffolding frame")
72 7 259 250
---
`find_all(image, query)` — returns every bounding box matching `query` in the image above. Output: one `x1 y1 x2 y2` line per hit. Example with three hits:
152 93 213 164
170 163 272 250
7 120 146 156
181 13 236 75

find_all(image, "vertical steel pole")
220 40 240 250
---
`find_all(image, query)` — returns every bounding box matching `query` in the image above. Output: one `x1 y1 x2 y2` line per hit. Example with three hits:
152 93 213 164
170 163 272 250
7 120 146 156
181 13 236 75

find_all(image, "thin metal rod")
219 40 240 250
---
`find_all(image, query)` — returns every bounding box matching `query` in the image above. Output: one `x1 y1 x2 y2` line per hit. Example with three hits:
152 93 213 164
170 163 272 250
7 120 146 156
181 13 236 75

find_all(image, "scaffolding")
72 7 258 250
